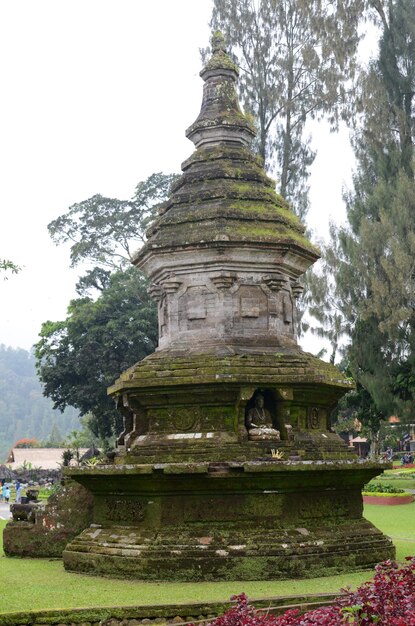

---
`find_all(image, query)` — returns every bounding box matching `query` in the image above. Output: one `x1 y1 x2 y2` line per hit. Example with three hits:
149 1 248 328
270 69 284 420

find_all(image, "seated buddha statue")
246 394 280 440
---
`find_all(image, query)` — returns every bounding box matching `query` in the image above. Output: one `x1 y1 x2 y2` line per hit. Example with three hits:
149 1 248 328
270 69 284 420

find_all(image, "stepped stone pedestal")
63 32 394 580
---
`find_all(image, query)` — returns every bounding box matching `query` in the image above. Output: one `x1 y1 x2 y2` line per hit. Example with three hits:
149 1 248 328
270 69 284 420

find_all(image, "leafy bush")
204 558 415 625
338 558 415 625
363 482 405 493
362 491 412 498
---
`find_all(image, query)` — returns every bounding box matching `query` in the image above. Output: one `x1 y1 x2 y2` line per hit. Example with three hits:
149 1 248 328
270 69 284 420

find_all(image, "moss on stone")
202 50 240 74
3 480 93 558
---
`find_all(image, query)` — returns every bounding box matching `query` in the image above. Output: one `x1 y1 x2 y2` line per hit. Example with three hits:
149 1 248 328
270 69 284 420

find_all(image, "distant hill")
0 344 81 461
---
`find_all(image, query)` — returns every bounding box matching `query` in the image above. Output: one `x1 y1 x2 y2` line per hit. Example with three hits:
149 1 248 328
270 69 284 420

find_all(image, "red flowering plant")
14 437 39 448
200 593 343 626
200 557 415 626
337 557 415 625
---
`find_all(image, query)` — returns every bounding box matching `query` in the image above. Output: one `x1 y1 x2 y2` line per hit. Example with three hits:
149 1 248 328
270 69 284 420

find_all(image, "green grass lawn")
364 500 415 561
366 468 415 490
1 504 414 614
374 469 415 491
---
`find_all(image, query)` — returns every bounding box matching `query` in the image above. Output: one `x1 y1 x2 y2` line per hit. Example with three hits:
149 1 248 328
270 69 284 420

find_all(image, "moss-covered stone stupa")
63 32 394 581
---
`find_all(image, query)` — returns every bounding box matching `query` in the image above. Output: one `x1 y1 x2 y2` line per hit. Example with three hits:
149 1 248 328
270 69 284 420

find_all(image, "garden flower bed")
362 492 414 505
362 481 414 505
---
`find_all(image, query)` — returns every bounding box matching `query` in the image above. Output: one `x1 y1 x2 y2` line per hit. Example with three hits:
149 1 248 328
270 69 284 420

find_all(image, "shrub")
339 557 415 625
363 482 405 493
204 558 415 625
362 491 412 498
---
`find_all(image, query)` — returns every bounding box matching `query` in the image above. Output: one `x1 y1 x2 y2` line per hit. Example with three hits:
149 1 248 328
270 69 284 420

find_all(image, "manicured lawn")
367 468 415 490
1 503 414 614
373 469 415 490
364 500 415 561
376 477 415 490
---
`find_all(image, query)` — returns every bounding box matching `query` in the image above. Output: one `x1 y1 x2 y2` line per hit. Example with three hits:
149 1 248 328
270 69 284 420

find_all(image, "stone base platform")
63 460 395 581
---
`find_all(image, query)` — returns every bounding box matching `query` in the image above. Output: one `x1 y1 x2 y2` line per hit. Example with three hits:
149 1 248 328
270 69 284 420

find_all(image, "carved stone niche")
244 388 286 440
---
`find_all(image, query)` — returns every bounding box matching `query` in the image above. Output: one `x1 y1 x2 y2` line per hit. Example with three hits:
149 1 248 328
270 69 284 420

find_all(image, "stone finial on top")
199 31 239 80
186 31 255 149
211 31 227 54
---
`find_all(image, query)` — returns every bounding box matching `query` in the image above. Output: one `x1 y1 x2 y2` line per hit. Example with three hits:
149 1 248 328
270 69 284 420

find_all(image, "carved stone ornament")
262 273 286 292
168 408 199 432
291 281 304 299
148 283 164 302
308 408 320 429
105 498 145 523
161 279 182 293
211 272 236 290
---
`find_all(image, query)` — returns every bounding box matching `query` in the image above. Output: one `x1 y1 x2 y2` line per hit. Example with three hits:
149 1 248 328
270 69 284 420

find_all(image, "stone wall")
0 594 341 626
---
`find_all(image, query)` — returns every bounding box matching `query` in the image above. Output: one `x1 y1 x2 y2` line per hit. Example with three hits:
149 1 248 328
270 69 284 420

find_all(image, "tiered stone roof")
134 31 319 270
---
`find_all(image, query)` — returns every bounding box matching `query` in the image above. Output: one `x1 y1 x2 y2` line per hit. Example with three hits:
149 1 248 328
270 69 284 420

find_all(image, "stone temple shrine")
63 33 395 580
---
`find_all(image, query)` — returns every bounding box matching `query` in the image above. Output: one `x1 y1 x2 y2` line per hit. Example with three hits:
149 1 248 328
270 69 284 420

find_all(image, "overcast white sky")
0 0 361 355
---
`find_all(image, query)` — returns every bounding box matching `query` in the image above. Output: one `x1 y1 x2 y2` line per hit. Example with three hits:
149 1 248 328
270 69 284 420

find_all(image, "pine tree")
323 0 415 445
207 0 362 219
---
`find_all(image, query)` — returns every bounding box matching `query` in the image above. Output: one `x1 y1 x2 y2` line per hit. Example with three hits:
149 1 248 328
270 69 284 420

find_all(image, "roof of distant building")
6 448 88 470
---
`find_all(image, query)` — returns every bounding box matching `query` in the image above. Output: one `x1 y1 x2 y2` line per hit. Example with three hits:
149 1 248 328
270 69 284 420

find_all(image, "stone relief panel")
307 407 327 429
146 405 235 434
169 408 200 432
178 285 216 331
105 498 145 524
308 407 320 429
148 407 202 433
234 284 268 330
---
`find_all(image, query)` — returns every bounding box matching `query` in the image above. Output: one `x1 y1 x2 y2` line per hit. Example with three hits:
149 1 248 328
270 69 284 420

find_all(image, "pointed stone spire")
133 30 320 353
186 31 256 148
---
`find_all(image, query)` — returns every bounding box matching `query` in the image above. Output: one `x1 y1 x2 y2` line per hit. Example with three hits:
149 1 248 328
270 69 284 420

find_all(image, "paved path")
0 502 12 520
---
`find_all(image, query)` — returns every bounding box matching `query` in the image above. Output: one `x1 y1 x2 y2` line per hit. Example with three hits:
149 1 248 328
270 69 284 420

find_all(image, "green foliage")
61 449 74 467
0 258 20 278
37 172 177 440
0 345 80 461
47 172 179 270
363 482 405 494
35 268 157 439
316 0 415 443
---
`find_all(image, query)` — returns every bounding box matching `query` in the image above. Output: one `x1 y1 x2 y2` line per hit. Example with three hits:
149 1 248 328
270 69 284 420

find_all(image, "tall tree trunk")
280 49 294 198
